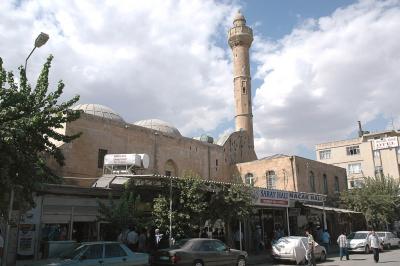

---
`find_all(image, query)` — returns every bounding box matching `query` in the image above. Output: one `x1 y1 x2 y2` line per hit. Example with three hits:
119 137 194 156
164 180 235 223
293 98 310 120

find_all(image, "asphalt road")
256 248 400 266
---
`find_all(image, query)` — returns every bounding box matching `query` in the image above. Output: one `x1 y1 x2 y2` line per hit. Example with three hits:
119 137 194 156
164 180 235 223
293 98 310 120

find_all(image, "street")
255 248 400 266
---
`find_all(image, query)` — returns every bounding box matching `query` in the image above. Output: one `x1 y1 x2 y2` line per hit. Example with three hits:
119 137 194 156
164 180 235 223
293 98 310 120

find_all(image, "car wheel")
237 257 246 266
320 251 327 262
193 260 204 266
365 245 370 254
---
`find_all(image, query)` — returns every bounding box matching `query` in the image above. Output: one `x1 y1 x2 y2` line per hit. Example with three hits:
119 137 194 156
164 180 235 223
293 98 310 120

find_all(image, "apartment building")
315 127 400 188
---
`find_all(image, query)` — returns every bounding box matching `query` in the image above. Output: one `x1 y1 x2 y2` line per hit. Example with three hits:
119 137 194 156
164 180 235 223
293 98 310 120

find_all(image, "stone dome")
72 104 125 122
134 119 181 137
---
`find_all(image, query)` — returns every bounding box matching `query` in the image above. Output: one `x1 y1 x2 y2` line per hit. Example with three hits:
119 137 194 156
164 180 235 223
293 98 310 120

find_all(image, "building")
316 124 400 188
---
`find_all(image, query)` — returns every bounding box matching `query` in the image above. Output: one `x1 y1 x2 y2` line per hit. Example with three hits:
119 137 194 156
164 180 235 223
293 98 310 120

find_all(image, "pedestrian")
305 229 316 266
138 228 147 252
321 229 330 254
219 228 226 243
200 228 208 238
368 230 380 263
117 226 130 245
0 228 4 266
127 225 139 251
337 231 349 260
254 225 263 254
155 228 163 249
234 228 243 250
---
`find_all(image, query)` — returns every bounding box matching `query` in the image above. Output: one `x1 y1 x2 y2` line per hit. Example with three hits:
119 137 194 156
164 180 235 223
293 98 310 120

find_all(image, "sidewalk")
247 252 273 265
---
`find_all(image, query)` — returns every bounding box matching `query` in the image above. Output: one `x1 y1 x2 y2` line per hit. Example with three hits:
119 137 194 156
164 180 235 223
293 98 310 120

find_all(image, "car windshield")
59 244 87 260
275 237 301 245
348 233 367 239
171 239 190 249
377 233 385 237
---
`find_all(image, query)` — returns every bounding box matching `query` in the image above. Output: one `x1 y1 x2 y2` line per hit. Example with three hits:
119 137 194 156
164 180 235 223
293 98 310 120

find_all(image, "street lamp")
25 32 49 71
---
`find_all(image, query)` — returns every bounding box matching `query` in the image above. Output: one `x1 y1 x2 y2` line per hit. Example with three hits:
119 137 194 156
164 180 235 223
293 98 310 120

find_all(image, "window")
374 166 384 178
309 171 315 192
245 173 255 186
346 145 360 156
242 81 247 94
373 150 380 158
350 179 364 188
319 150 331 160
323 174 328 194
165 171 172 176
334 176 339 192
98 149 108 168
83 244 103 260
216 159 218 166
105 244 127 258
266 171 277 189
348 163 361 174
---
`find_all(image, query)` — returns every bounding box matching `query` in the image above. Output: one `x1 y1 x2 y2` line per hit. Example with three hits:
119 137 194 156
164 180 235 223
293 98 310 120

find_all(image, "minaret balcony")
228 26 253 47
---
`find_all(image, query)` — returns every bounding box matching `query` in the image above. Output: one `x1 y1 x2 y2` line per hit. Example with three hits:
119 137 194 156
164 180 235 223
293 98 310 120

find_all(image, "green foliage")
152 175 253 239
97 191 143 231
0 56 80 215
340 175 400 228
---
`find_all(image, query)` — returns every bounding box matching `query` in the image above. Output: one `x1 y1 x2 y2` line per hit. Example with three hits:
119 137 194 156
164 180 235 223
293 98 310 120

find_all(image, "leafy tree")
97 190 144 239
0 56 80 215
340 175 400 229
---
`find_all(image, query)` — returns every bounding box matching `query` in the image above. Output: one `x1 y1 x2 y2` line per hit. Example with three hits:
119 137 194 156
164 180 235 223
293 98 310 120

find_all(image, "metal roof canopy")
303 204 362 214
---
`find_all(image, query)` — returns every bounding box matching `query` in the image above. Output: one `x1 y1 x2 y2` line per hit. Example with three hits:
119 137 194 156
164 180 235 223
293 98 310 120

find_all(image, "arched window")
323 174 328 194
164 159 178 177
334 176 340 192
266 170 277 189
309 171 316 192
245 173 255 186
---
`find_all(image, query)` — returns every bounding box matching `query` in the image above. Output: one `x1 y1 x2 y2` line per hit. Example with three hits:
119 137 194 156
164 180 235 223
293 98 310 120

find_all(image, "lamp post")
25 32 49 71
2 33 49 266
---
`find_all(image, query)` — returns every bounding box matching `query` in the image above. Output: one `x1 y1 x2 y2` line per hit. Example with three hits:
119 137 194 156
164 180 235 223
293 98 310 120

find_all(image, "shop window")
266 170 277 189
323 174 328 194
41 224 69 241
105 243 127 258
348 163 361 174
346 145 360 156
319 150 331 160
309 171 316 192
245 173 255 186
334 176 339 192
98 149 107 168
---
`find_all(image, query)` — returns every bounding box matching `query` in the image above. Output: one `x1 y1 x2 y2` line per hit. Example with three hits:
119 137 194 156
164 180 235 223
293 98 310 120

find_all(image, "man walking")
305 229 316 266
337 231 349 260
368 230 380 263
321 229 330 254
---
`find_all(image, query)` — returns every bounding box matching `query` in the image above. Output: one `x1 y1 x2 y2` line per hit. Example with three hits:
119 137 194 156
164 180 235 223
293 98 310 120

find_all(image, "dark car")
151 238 247 266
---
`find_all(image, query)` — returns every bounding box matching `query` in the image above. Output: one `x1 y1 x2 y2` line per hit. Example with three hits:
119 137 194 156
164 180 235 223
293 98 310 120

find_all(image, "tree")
0 56 80 215
340 175 400 229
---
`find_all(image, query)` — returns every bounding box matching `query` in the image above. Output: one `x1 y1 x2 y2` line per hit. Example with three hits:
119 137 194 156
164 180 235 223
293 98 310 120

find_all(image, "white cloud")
0 0 239 136
252 0 400 157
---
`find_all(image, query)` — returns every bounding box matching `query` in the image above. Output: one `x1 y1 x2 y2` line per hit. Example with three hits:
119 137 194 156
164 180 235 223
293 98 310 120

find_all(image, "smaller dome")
73 104 124 122
134 119 181 137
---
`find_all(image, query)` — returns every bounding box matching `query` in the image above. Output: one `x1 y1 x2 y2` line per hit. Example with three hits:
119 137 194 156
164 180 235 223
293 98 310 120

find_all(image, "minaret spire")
228 11 254 149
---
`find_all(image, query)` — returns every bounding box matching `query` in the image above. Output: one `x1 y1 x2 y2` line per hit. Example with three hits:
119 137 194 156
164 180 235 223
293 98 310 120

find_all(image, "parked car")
347 231 383 253
377 231 400 249
37 241 149 266
151 238 247 266
271 236 327 265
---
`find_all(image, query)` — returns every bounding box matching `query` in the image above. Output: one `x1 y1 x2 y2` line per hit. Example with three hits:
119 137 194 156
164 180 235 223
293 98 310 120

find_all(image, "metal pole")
24 46 36 72
169 177 173 247
323 201 327 231
2 188 14 266
286 207 291 236
239 221 242 251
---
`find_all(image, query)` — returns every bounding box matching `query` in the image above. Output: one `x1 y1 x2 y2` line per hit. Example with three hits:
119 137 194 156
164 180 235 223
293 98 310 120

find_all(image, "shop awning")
303 204 362 214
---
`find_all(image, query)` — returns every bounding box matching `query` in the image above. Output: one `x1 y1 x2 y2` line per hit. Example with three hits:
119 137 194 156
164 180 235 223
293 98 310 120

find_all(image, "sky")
1 0 400 160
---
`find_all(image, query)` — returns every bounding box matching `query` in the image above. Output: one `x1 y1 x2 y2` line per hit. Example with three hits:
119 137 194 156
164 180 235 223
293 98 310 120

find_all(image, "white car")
347 231 383 253
272 236 327 265
377 232 400 249
34 242 149 266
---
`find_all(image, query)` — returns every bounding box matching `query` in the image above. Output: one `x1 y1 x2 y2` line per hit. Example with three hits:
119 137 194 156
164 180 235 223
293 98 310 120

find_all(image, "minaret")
228 11 254 149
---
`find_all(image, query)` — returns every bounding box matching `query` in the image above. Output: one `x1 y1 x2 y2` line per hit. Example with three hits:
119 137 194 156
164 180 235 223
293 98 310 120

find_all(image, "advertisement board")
372 137 399 150
253 188 325 207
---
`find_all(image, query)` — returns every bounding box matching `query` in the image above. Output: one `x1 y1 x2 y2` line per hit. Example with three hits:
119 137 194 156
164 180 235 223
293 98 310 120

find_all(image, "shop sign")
17 224 35 256
372 137 399 150
104 154 141 166
252 188 325 207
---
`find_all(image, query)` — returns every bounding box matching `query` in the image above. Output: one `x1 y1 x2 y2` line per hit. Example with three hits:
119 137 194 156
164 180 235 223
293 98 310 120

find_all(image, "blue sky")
1 0 400 160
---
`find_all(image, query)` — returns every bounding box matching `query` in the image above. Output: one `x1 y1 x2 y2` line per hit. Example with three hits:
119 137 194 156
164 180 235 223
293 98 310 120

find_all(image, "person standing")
368 230 380 263
234 228 243 250
254 225 263 254
138 228 147 252
155 228 163 249
305 229 316 266
321 229 331 254
337 231 349 260
127 225 139 251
